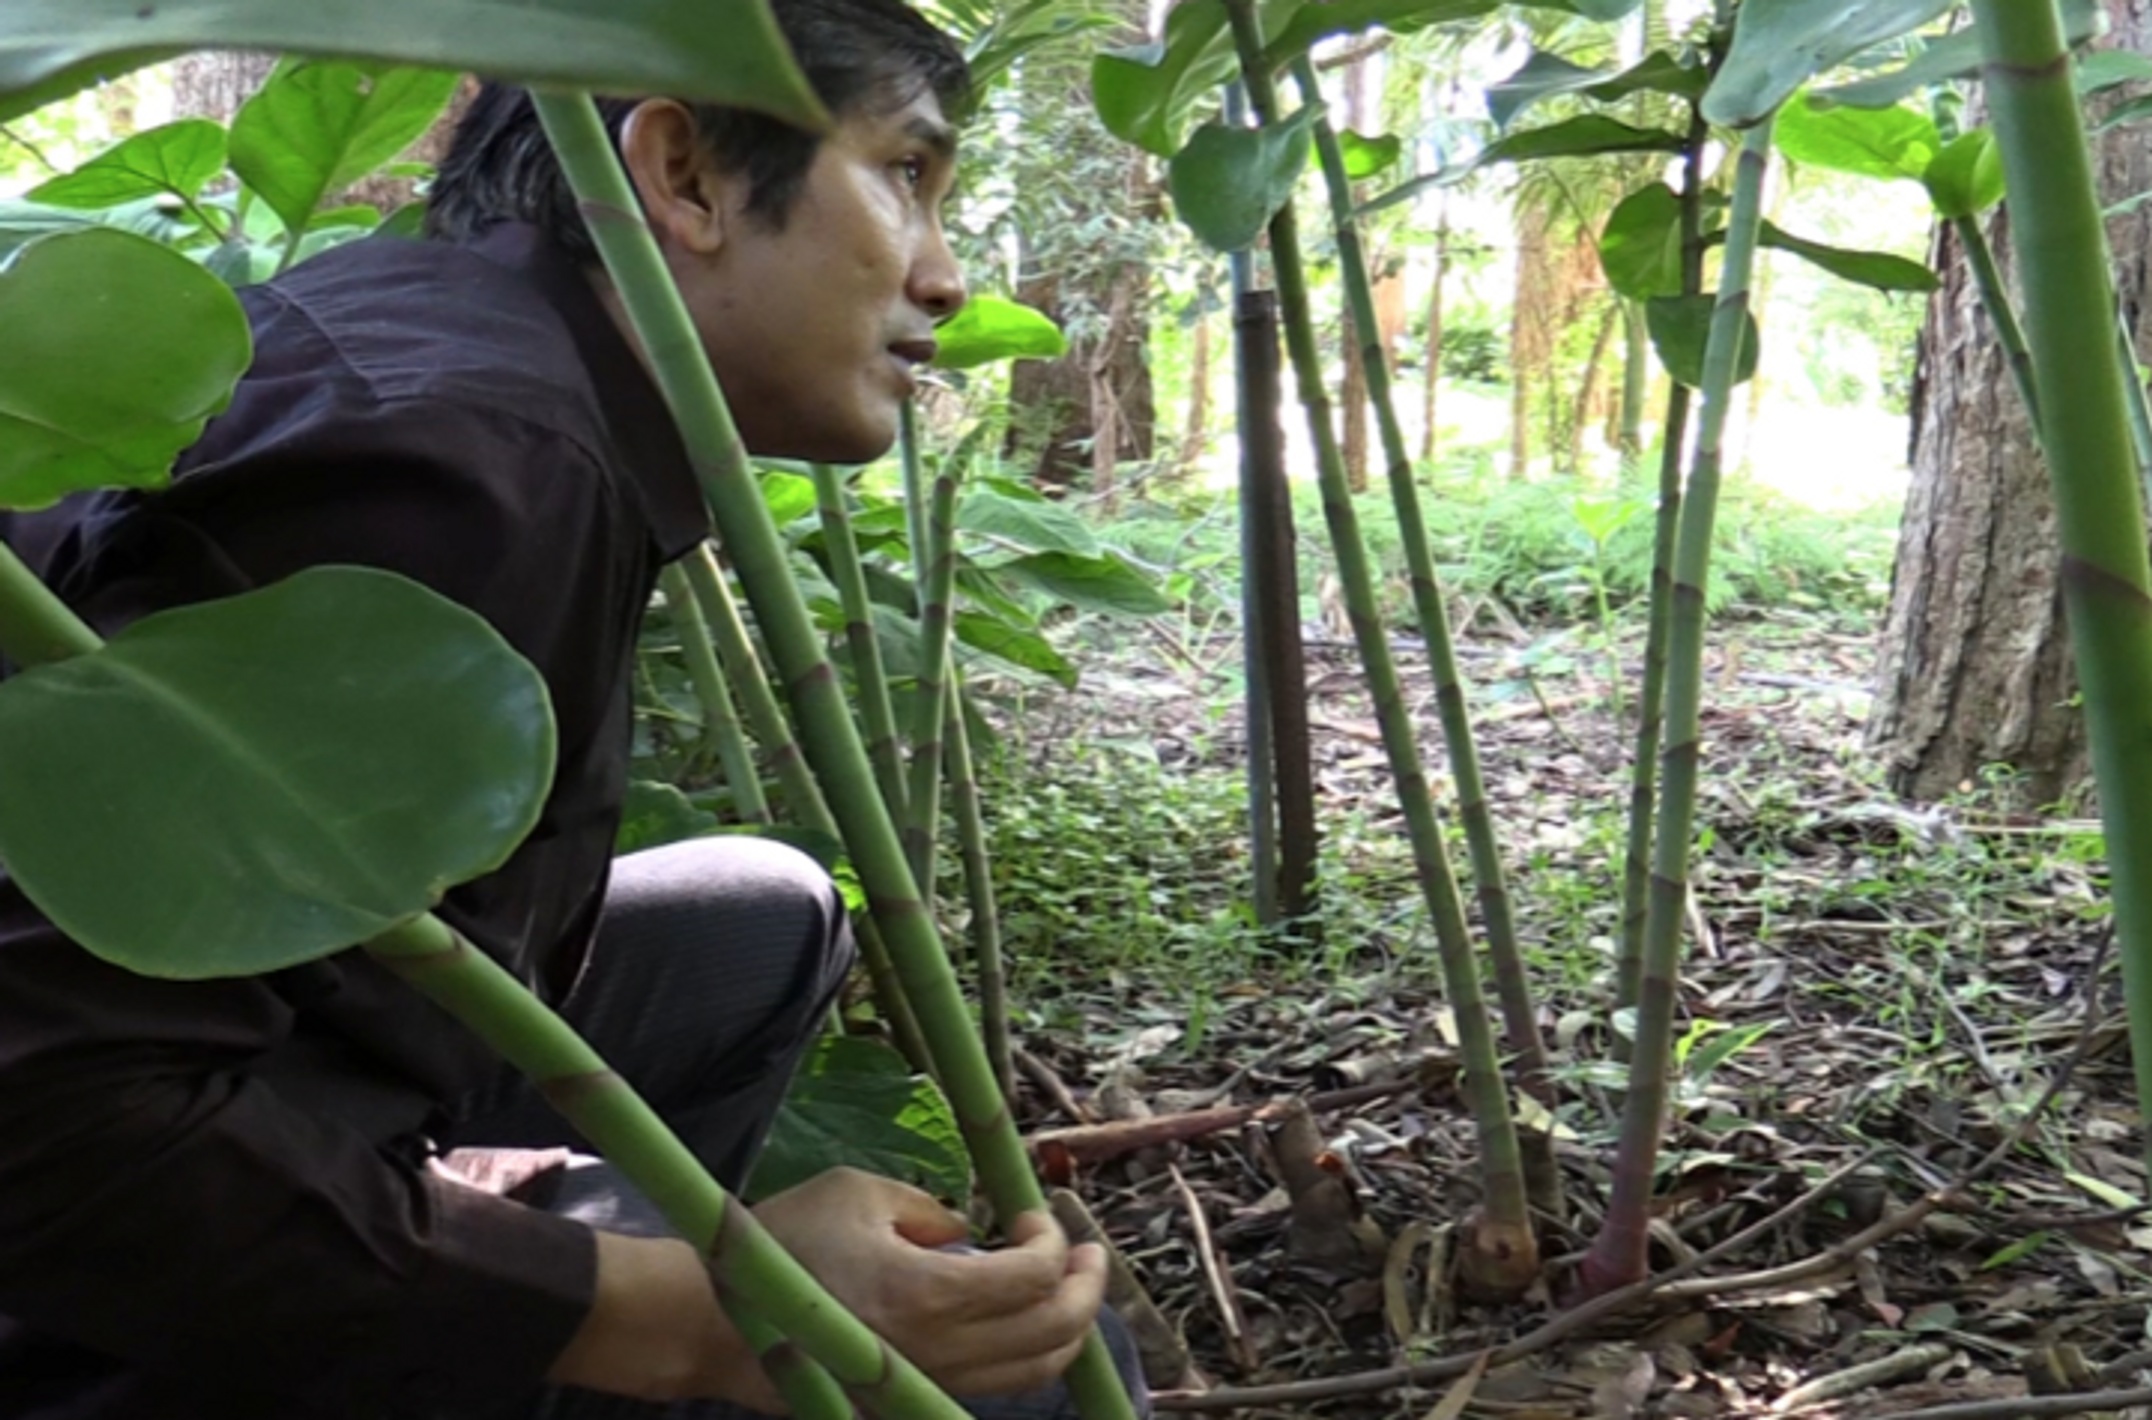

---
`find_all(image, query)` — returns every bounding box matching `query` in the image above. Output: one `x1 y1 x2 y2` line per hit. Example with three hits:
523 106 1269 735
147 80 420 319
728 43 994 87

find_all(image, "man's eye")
896 156 927 189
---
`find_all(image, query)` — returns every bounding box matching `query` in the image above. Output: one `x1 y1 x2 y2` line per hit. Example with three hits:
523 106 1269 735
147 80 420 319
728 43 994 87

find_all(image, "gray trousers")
446 837 1147 1419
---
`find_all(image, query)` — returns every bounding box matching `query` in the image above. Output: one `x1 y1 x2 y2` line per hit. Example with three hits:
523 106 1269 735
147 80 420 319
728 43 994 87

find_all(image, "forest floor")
986 605 2149 1420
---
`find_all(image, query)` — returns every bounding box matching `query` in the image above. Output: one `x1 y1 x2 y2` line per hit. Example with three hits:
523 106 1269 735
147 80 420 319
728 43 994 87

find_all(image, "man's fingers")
950 1329 1095 1400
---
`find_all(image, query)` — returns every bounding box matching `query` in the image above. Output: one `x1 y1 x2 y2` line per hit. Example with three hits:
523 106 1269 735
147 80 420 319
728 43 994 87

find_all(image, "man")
0 1 1140 1413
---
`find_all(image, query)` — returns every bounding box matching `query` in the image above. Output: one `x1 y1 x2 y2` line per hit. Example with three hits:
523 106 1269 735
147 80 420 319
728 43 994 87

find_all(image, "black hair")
424 0 969 260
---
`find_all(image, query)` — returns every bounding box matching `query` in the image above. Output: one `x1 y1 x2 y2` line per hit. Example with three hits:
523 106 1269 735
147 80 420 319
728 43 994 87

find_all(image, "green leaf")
2075 49 2152 95
1487 48 1710 132
1810 0 2101 111
1702 0 1954 128
0 229 252 511
1168 107 1317 253
1338 130 1402 180
1773 94 1937 181
229 61 458 237
957 486 1101 560
0 0 826 132
1476 114 1689 167
27 119 228 209
1000 551 1174 616
747 1036 972 1203
760 469 818 526
1599 182 1685 300
2097 93 2152 133
0 566 556 979
1263 0 1500 70
933 293 1068 368
1758 220 1935 292
1682 1020 1776 1081
1646 293 1759 389
1090 0 1234 159
1922 127 2005 219
954 610 1076 686
0 196 194 261
616 779 721 855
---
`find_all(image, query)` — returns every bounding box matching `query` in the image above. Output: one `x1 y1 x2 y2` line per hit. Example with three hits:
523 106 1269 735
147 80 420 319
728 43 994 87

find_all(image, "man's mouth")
887 339 938 370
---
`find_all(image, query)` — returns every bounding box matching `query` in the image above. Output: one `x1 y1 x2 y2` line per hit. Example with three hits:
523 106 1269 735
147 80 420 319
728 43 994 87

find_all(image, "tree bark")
1338 56 1373 493
171 52 279 123
1869 0 2152 804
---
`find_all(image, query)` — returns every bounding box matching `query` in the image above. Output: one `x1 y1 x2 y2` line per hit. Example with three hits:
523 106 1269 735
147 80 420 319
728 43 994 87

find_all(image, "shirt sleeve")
0 382 634 1409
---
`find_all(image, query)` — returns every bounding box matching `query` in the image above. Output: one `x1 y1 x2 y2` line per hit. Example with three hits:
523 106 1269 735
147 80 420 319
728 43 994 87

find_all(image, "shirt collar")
463 222 710 561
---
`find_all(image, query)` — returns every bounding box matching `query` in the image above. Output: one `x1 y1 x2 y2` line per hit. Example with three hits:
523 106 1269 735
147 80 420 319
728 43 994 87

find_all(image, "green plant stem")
1228 19 1535 1282
365 916 946 1420
944 679 1013 1101
900 408 959 892
659 563 770 824
2114 317 2152 507
1972 0 2152 1178
0 546 871 1418
0 541 100 669
683 545 935 1080
1293 55 1557 1218
1583 118 1776 1297
1952 212 2042 432
532 91 1137 1420
812 463 911 825
1615 108 1709 1022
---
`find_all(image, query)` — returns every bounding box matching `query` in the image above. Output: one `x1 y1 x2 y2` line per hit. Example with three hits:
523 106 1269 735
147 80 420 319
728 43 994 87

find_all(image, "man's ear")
618 99 732 256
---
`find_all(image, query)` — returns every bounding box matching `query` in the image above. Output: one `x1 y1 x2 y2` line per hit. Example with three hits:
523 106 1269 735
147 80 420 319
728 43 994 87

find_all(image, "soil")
990 606 2147 1420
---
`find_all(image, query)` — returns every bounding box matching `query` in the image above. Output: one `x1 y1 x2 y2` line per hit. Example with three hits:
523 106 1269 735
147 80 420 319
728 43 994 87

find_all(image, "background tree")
1868 0 2152 804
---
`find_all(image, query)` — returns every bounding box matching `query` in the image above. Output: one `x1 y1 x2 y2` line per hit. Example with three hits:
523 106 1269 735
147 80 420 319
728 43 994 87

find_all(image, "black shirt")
0 223 708 1415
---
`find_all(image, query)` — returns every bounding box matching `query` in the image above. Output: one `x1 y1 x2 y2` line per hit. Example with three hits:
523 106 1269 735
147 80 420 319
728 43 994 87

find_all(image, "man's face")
683 89 966 464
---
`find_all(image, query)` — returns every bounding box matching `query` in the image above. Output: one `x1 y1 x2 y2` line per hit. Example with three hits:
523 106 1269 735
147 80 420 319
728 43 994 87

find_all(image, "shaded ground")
983 607 2146 1419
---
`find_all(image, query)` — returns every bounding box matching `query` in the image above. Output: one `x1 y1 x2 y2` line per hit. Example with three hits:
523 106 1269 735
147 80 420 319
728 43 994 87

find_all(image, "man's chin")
743 411 898 467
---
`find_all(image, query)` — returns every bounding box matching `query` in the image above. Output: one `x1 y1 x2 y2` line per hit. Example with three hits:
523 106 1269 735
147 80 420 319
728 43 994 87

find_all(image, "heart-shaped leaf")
1702 0 1954 128
1478 114 1689 167
1000 551 1173 616
933 293 1068 369
957 486 1101 560
1759 220 1936 292
0 229 251 511
1168 107 1318 253
747 1036 971 1203
1599 182 1687 300
230 60 458 237
0 196 193 262
954 610 1076 685
1090 0 1235 159
0 566 557 979
1646 293 1759 389
27 119 228 210
1338 130 1403 180
1 0 826 132
1923 128 2005 219
1773 94 1939 181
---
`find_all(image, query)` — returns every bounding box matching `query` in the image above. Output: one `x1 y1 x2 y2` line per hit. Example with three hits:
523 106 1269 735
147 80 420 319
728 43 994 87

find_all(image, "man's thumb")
883 1182 973 1247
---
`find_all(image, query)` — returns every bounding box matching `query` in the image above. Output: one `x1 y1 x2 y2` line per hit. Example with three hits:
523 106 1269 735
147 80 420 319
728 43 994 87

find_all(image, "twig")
1027 1078 1417 1166
1015 1046 1093 1124
1770 1342 1952 1412
1152 1150 1881 1411
0 123 59 174
1168 1161 1256 1373
1843 1386 2152 1420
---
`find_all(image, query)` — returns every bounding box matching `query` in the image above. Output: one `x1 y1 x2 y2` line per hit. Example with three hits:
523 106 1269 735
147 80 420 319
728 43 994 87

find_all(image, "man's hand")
754 1166 1109 1398
546 1167 1107 1410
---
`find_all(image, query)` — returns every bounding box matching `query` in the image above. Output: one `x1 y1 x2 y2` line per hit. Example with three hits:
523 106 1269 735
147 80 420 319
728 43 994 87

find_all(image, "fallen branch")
1852 1386 2152 1420
1026 1077 1418 1167
1771 1342 1952 1412
1169 1161 1257 1374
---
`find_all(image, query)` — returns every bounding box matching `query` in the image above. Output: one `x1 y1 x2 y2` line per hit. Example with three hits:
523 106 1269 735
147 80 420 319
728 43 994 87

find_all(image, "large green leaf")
1646 294 1759 389
957 485 1101 560
954 611 1077 686
1366 113 1688 215
933 293 1068 369
1090 0 1235 159
0 566 556 979
27 119 228 210
1338 130 1403 179
1001 551 1174 616
746 1036 971 1203
1168 107 1317 253
1758 221 1936 292
616 779 722 855
759 469 818 526
0 229 251 511
1 0 826 130
2078 49 2152 95
1811 0 2101 111
1262 0 1499 70
0 197 193 261
1922 128 2004 219
1772 94 1937 181
1702 0 1953 128
229 61 458 237
1599 182 1686 300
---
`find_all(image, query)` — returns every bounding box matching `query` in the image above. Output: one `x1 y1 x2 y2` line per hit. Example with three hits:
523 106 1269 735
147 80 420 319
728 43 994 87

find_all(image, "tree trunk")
171 52 279 122
1338 56 1374 493
1869 0 2152 804
1176 306 1213 479
1422 208 1450 465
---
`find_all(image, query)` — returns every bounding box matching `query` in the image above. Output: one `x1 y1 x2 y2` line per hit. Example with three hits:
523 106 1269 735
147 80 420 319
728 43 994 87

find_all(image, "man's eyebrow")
904 115 959 159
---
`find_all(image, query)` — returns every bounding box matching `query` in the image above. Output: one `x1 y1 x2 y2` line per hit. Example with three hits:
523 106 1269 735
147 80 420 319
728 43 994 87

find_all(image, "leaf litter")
970 607 2146 1419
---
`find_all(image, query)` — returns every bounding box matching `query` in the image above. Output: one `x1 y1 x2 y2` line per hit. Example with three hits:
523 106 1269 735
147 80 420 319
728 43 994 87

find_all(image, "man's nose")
912 223 967 320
